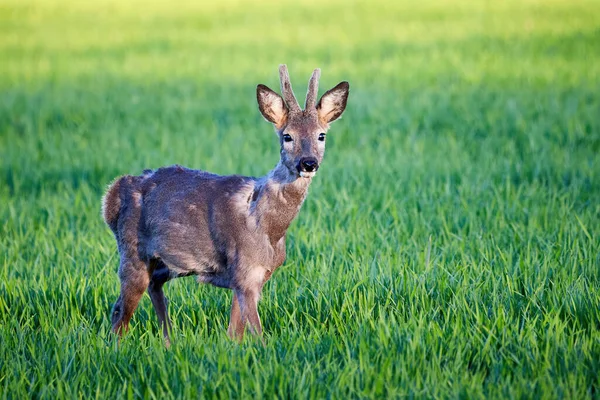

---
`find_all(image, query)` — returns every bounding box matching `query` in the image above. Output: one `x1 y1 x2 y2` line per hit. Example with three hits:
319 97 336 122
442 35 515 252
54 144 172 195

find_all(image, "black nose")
298 157 319 172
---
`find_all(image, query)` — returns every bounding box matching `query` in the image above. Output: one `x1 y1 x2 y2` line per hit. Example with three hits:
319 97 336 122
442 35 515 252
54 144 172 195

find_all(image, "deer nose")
298 157 319 173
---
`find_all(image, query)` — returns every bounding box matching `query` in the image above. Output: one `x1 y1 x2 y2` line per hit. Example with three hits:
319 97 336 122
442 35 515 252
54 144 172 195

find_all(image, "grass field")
1 0 599 398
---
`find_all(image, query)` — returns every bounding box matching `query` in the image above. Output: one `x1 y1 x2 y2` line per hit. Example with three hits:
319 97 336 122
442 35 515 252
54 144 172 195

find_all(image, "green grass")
1 0 599 398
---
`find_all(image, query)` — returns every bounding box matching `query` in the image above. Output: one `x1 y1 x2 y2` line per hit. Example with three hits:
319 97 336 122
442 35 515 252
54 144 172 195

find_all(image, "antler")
279 65 301 114
304 68 321 110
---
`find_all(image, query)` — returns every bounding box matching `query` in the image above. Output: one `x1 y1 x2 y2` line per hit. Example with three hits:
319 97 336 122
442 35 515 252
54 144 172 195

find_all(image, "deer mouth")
299 171 316 178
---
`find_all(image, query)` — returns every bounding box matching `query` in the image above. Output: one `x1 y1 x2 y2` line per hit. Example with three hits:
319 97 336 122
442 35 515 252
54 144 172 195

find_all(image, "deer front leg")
227 292 243 341
148 261 172 347
228 289 262 342
148 280 172 347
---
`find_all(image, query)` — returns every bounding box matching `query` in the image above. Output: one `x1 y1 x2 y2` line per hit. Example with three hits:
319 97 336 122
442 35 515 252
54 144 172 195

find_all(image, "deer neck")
252 161 312 244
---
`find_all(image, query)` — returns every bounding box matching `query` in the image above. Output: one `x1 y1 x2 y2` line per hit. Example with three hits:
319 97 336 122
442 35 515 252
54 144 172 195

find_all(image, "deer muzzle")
297 157 319 176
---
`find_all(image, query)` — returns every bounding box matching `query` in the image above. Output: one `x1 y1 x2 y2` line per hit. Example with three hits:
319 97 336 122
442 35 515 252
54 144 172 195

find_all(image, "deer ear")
317 81 349 124
257 84 288 129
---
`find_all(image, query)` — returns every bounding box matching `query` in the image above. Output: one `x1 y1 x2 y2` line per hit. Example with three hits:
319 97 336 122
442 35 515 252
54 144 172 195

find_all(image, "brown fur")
103 65 349 344
101 178 122 234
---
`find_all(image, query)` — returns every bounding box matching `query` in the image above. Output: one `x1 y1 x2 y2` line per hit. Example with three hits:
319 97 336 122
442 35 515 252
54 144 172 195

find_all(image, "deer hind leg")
148 260 172 347
112 258 150 336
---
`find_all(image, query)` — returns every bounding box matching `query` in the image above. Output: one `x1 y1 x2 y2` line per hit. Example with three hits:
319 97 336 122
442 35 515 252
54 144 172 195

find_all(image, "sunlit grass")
1 0 599 398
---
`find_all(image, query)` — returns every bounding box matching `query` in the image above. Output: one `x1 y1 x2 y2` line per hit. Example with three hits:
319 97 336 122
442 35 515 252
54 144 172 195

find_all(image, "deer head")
257 65 349 179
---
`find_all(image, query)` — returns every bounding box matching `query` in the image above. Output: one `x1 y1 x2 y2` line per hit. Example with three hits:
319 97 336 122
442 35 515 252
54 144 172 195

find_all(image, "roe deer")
102 65 349 345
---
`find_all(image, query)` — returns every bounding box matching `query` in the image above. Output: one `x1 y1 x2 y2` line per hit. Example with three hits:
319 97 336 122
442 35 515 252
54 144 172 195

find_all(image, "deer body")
103 65 349 344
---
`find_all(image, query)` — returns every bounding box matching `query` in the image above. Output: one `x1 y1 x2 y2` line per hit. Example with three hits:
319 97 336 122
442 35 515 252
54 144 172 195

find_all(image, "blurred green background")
1 0 599 398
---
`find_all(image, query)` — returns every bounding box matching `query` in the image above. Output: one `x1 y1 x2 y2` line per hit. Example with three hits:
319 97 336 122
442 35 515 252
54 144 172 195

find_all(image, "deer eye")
318 133 326 141
282 134 293 143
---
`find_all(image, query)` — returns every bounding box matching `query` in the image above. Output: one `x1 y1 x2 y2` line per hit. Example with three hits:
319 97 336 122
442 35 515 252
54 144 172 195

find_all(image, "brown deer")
102 65 349 345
